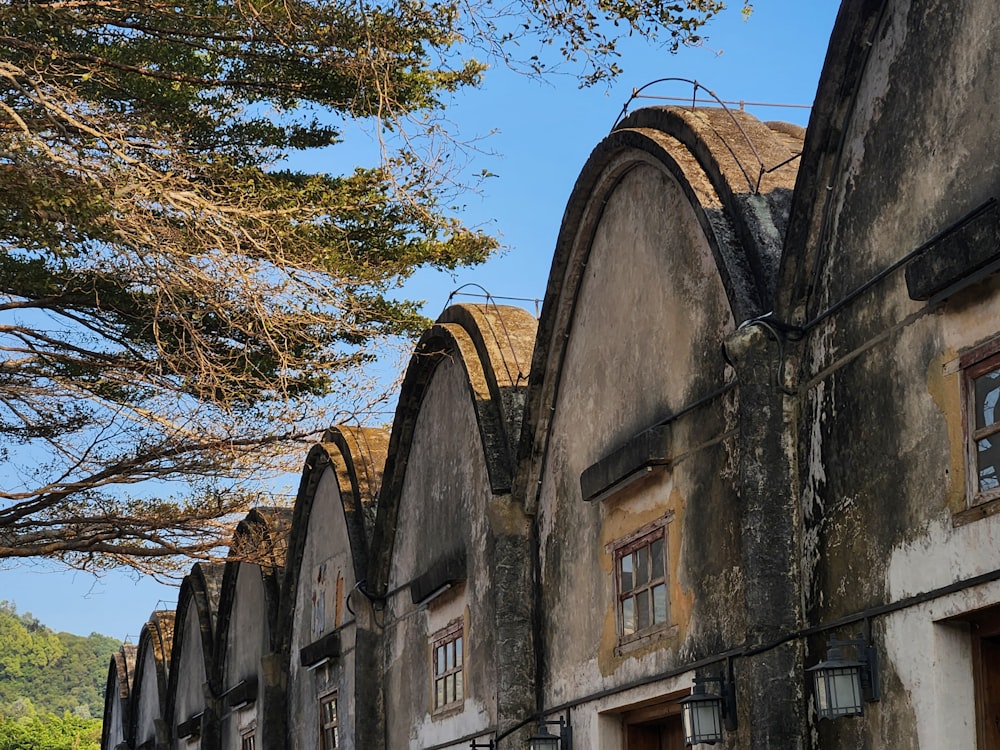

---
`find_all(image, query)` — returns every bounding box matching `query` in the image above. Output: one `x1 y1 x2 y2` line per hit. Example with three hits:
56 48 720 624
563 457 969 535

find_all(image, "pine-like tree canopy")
0 0 735 570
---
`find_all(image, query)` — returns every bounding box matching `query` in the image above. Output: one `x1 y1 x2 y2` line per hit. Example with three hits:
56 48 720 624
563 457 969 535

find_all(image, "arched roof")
164 562 225 731
777 0 888 321
367 303 537 594
101 643 137 750
279 426 388 618
213 507 293 689
126 611 175 746
514 105 802 507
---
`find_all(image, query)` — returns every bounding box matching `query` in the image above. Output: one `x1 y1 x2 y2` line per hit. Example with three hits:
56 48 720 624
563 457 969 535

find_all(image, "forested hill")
0 600 118 749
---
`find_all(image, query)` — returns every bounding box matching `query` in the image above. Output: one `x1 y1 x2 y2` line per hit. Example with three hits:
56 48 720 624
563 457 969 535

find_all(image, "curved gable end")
166 563 224 750
280 426 389 750
102 644 137 750
517 105 802 506
371 302 537 748
773 1 1000 748
215 507 292 750
129 611 175 750
512 104 804 746
370 303 537 592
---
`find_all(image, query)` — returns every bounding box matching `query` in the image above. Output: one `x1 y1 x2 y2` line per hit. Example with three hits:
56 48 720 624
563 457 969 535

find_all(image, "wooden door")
625 712 684 750
974 633 1000 748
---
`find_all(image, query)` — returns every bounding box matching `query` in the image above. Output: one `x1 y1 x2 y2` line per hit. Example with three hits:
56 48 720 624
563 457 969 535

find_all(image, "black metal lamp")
808 634 880 720
528 716 572 750
679 668 738 746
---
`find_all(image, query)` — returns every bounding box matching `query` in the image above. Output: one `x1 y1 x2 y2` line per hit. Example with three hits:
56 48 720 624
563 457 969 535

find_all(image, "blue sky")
0 1 840 639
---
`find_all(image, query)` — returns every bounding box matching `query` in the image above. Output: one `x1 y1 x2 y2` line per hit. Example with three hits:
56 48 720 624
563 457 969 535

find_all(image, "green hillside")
0 601 118 750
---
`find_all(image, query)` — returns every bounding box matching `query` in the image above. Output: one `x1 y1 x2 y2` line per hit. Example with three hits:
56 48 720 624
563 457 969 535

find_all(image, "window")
240 730 255 750
431 621 464 713
320 693 339 750
614 520 671 645
963 344 1000 507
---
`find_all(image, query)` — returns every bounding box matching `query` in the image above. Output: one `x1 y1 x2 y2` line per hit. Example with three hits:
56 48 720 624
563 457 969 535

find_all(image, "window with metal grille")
614 524 670 644
320 692 339 750
431 621 464 713
240 730 255 750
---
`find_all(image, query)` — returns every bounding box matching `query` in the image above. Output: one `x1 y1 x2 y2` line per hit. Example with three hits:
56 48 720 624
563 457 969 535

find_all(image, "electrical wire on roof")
613 77 809 193
443 283 534 385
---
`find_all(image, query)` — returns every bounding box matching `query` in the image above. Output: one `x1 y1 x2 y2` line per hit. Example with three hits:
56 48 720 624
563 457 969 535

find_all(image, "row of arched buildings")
102 0 1000 747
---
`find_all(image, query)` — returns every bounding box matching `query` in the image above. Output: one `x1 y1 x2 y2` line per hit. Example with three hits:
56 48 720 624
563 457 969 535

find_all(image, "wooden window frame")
431 620 465 715
611 516 673 648
961 340 1000 510
319 691 339 750
240 729 256 750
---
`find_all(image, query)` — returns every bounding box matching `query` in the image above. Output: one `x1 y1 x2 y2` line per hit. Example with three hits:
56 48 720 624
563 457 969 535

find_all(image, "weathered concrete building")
128 612 174 750
214 509 292 750
278 426 387 750
103 0 1000 747
166 564 225 750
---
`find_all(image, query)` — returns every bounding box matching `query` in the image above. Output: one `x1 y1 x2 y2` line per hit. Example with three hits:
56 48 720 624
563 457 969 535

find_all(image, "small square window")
431 621 464 713
320 692 339 750
963 346 1000 507
613 522 671 645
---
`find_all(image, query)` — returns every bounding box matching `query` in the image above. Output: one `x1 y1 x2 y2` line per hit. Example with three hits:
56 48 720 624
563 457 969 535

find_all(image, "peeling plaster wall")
287 468 358 750
535 157 741 744
171 606 208 750
781 0 1000 747
383 355 497 749
219 565 270 750
134 648 163 747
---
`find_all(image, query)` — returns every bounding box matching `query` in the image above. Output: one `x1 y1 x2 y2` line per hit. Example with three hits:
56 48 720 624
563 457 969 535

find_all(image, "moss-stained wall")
285 465 358 749
780 0 1000 747
383 353 498 748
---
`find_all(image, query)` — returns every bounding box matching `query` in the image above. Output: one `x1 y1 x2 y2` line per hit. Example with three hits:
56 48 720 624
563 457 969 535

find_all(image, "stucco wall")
287 467 358 750
779 0 1000 747
170 605 208 750
384 353 498 749
534 156 741 741
219 564 270 750
134 648 162 747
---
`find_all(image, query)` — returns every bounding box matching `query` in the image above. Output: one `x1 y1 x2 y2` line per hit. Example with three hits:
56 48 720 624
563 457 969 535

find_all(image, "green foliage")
0 603 118 721
0 0 738 569
0 714 101 750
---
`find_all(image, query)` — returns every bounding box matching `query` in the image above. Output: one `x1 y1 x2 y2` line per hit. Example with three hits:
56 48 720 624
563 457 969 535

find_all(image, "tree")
0 0 737 571
0 602 119 719
0 713 102 750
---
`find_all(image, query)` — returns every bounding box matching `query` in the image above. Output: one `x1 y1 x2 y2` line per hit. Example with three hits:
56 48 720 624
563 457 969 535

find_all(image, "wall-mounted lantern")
528 716 573 750
679 669 738 746
808 634 880 719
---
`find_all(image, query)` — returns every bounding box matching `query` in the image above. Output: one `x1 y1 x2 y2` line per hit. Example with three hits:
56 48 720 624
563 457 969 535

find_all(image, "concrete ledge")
223 676 258 710
410 550 467 605
299 631 341 669
176 712 203 740
580 424 672 503
906 199 1000 301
